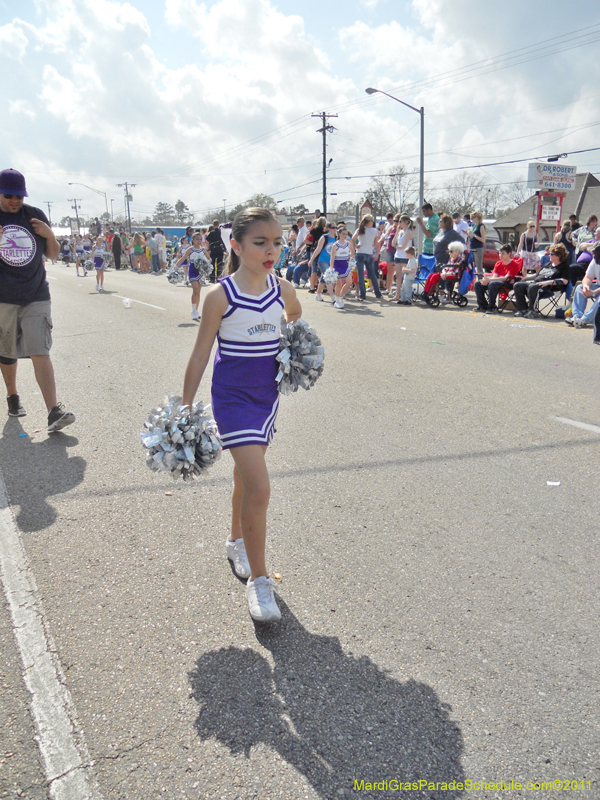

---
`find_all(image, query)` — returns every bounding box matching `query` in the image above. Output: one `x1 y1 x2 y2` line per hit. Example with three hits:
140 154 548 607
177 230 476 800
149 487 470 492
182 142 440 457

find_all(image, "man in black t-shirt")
206 219 227 280
0 169 75 431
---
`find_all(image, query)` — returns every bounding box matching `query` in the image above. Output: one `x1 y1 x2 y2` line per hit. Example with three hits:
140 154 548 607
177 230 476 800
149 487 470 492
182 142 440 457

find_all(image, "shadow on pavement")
189 598 464 799
0 418 86 532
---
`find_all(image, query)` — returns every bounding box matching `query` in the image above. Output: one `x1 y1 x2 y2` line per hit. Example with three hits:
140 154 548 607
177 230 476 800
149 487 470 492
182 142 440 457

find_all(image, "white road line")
114 295 166 311
47 276 58 280
0 472 102 800
553 416 600 435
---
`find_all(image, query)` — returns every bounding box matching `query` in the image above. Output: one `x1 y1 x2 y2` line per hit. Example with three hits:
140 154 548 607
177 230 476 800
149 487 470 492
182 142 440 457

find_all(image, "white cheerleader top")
213 272 284 387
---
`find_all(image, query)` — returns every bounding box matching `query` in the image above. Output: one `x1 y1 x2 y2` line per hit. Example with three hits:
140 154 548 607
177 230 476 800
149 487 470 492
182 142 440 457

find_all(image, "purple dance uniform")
188 247 209 282
212 273 284 450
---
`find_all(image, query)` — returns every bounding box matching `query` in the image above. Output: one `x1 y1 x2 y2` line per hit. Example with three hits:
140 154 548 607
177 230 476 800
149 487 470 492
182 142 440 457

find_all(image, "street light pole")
117 182 136 233
110 199 115 223
365 87 425 252
67 198 82 232
68 182 109 217
223 199 227 223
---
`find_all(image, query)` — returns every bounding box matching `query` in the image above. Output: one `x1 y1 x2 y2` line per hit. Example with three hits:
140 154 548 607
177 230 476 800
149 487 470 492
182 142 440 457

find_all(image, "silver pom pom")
84 259 94 272
167 266 184 284
323 266 338 285
276 319 325 395
190 251 213 285
140 395 223 480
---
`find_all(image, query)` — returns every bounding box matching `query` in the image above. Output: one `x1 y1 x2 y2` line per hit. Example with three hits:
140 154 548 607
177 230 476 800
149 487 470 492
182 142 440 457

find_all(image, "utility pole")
67 198 82 232
117 182 136 232
43 201 53 226
312 112 337 216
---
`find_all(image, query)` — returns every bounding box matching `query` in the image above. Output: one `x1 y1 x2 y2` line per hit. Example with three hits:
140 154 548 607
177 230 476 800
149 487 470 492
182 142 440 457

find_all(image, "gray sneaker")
47 404 75 432
246 576 281 622
7 394 26 417
226 537 251 579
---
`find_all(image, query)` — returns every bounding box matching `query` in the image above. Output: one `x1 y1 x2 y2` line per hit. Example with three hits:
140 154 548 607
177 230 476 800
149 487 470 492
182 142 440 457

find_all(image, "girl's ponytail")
227 249 240 274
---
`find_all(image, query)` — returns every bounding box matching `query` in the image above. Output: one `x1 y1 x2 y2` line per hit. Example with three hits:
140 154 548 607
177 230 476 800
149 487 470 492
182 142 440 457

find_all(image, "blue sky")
2 0 600 223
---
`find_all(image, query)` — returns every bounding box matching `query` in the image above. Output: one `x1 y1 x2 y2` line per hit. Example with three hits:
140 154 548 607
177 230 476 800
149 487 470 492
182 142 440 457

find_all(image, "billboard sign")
527 163 577 191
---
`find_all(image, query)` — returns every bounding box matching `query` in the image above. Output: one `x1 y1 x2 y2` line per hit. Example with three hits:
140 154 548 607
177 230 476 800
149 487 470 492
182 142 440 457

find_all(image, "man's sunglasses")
1 194 23 200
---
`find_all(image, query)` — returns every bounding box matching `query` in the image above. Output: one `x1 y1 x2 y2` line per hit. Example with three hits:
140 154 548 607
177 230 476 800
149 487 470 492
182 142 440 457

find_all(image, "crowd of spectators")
54 204 600 332
281 204 600 329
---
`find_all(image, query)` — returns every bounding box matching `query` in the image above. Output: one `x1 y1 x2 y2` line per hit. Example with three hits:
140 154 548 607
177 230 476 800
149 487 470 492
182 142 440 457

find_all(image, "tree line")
57 171 533 228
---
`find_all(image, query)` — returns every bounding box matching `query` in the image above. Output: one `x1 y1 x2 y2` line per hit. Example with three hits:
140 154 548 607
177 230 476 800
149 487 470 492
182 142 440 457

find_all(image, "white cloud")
9 99 36 119
0 21 30 62
3 0 600 222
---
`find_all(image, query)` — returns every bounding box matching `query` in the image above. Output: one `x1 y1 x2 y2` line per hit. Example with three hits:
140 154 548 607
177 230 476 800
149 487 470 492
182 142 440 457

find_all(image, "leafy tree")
337 200 358 217
246 193 277 210
58 215 72 227
153 202 176 225
291 203 309 215
175 199 194 225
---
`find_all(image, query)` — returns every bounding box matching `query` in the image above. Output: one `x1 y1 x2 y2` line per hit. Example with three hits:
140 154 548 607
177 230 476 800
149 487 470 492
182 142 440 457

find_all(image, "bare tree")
504 179 534 208
365 164 421 216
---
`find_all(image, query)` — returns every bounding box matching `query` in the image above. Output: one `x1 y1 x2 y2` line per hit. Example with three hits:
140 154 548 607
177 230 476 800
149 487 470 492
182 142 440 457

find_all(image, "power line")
325 22 600 117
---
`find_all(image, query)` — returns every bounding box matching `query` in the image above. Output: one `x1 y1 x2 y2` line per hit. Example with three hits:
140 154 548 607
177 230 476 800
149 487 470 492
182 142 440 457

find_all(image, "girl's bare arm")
278 278 302 323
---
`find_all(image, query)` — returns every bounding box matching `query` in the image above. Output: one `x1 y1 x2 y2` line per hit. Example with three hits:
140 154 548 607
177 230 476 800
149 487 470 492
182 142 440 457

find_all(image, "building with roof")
494 172 600 244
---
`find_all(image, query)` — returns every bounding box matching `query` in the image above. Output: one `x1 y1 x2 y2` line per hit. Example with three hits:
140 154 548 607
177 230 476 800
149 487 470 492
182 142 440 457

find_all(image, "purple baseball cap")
0 169 28 197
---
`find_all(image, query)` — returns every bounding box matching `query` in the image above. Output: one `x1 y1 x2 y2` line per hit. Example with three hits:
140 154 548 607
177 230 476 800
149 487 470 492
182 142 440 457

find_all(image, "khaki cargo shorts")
0 301 53 360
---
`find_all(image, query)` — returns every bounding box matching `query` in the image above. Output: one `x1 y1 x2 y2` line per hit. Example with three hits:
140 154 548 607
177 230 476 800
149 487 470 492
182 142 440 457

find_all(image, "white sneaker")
573 317 587 328
292 282 300 288
191 309 200 320
96 283 100 291
315 293 323 302
334 299 342 309
226 537 251 579
338 297 344 308
246 576 281 622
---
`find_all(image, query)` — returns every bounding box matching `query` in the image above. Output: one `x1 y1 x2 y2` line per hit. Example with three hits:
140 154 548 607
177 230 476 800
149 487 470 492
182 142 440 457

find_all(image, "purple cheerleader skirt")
334 259 351 278
211 382 279 450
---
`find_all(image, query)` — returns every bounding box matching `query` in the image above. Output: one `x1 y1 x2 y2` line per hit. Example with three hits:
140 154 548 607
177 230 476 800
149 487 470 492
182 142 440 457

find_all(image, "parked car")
482 236 503 269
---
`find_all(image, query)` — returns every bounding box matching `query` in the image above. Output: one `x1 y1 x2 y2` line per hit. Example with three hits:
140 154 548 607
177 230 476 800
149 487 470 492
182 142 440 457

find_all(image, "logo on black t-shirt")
0 225 36 267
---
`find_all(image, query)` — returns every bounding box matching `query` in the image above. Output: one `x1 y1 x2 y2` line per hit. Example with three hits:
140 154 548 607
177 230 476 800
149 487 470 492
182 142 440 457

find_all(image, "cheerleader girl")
329 225 355 309
182 208 301 622
175 232 210 320
92 236 106 292
61 237 73 265
179 227 194 283
74 235 87 277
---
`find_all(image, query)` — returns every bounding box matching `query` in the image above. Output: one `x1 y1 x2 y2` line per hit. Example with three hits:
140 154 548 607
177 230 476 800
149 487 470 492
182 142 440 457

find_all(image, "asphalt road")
1 262 599 800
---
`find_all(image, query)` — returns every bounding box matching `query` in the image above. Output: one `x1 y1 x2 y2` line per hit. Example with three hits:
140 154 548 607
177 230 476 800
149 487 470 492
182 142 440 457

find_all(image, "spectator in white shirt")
295 217 308 251
452 212 470 243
